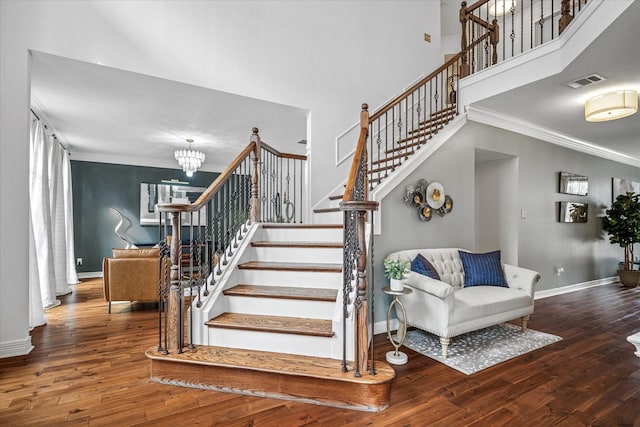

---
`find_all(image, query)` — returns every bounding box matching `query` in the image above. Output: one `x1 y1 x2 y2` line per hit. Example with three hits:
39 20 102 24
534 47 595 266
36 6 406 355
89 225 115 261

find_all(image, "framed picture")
559 172 588 196
612 177 640 202
558 202 588 223
140 183 207 226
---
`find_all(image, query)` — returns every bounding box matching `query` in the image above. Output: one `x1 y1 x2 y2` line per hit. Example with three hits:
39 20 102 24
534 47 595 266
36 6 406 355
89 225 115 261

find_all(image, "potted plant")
384 258 409 291
603 192 640 287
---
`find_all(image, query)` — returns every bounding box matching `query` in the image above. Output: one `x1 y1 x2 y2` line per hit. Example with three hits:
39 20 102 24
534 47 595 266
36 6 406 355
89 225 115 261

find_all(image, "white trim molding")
467 105 639 167
374 319 399 336
534 276 618 300
0 337 34 359
78 272 103 279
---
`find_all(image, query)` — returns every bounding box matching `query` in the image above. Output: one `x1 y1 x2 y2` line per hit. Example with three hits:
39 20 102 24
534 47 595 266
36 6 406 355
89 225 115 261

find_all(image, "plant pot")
390 279 405 291
618 269 640 287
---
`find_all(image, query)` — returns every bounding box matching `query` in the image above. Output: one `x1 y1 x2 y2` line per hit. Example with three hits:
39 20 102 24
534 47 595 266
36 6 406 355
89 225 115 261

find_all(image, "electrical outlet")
76 258 83 266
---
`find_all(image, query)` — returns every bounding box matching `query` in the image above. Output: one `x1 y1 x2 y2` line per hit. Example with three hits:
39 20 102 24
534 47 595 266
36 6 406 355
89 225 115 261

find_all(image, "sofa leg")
440 337 451 359
522 315 529 331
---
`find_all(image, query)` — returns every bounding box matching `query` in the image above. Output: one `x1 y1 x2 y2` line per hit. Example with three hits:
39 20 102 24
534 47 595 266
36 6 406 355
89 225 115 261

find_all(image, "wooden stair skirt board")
146 346 395 412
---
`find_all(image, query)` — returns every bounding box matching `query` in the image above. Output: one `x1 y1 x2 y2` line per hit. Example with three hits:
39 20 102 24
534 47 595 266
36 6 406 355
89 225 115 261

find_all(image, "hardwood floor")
1 279 639 426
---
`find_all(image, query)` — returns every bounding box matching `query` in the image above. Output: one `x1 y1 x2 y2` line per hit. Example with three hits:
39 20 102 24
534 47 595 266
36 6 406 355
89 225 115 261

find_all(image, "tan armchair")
102 248 161 313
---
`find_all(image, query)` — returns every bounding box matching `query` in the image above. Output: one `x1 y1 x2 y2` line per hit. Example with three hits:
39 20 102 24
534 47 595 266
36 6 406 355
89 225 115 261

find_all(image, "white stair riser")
207 328 335 358
226 296 334 319
252 246 342 264
262 227 343 242
313 211 343 224
238 270 342 288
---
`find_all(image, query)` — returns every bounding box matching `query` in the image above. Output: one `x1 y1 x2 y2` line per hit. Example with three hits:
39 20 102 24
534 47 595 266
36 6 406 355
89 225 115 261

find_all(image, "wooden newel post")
490 19 499 65
459 1 470 77
354 209 369 376
250 127 261 223
168 212 182 353
558 0 573 34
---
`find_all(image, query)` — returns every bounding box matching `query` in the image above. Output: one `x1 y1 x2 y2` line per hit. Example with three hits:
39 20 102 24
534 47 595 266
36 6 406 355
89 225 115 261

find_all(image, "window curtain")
29 113 78 329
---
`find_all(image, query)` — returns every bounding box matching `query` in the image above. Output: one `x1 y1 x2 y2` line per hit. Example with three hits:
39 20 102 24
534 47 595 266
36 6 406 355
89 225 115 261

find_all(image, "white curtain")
29 113 78 329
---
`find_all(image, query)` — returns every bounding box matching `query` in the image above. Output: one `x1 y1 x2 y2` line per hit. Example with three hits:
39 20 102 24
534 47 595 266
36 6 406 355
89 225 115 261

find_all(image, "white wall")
0 1 442 355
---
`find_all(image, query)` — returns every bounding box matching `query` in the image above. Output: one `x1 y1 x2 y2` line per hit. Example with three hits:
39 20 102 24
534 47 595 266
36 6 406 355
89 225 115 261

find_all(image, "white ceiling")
31 1 639 175
30 52 308 173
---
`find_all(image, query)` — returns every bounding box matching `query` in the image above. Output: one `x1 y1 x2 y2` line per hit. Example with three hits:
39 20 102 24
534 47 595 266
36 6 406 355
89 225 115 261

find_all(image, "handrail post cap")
252 127 259 134
361 103 368 111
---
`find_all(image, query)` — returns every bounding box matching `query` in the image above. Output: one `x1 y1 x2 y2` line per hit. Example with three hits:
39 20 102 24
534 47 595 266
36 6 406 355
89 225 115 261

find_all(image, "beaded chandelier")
175 138 205 177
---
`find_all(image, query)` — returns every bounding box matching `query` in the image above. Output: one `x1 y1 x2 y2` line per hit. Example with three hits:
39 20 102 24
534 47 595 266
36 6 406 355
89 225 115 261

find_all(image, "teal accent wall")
71 161 219 273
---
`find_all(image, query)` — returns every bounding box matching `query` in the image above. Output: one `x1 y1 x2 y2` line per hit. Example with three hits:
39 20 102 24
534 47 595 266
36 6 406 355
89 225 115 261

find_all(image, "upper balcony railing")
459 0 588 77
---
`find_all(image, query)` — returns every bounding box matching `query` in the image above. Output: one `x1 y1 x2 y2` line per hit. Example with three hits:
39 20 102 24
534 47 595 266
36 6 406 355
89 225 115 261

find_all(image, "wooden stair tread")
328 194 343 200
224 284 338 301
369 163 400 175
252 241 343 249
386 139 426 154
206 312 334 337
313 207 341 214
262 223 342 229
238 261 342 272
371 152 413 165
146 345 394 384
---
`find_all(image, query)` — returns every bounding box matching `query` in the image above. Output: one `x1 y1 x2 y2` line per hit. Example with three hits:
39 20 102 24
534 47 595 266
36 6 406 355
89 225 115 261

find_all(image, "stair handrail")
156 128 307 355
366 54 462 189
369 53 463 123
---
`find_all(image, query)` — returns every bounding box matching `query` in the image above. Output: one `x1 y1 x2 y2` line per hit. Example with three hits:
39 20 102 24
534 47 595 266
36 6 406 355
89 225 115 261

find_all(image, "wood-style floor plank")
1 279 639 426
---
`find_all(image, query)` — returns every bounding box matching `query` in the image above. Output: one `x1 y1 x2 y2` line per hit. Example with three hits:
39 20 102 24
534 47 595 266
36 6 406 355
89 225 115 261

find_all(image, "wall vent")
565 74 606 89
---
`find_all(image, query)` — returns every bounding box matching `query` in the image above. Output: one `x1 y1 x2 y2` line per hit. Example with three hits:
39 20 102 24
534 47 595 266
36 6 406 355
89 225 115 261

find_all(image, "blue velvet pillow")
411 254 440 280
459 250 509 288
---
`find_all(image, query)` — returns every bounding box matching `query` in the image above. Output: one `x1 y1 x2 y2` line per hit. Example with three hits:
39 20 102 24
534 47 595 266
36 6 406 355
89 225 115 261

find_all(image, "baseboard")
374 319 399 336
78 272 103 279
534 276 618 300
0 337 34 359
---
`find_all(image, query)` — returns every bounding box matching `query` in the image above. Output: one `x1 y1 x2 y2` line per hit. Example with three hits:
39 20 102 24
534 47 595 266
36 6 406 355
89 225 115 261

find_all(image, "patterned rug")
401 323 562 375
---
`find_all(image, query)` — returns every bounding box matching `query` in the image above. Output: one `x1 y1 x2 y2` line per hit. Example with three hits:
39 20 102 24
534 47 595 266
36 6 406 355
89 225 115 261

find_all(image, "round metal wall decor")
404 179 453 222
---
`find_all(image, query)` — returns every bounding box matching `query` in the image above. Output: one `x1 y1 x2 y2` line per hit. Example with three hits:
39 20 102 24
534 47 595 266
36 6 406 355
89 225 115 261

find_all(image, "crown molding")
467 105 640 167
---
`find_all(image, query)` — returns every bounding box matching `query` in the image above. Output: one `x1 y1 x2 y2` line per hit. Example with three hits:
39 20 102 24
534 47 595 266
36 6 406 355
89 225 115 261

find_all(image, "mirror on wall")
558 201 588 223
559 172 588 196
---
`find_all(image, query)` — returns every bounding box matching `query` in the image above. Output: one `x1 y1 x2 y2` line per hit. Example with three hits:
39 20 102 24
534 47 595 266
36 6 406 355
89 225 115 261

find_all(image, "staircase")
148 0 594 412
147 223 394 411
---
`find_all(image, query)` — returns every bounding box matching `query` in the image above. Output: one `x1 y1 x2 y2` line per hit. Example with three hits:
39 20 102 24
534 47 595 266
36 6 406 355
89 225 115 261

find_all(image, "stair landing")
146 345 395 412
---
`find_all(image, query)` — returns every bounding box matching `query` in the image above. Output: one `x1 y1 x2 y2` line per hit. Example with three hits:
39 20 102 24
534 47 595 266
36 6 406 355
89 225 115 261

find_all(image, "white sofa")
386 248 541 358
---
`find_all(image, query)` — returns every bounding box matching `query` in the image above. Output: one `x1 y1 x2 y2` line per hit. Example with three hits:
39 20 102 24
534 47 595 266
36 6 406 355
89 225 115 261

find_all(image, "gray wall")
71 161 219 272
373 121 639 322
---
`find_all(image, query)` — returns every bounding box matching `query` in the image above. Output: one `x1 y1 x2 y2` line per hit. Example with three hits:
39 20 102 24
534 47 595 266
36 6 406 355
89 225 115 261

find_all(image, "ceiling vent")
565 74 606 89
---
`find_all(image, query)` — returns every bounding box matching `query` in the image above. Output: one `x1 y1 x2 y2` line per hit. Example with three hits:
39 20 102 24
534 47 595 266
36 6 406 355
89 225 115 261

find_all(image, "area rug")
401 323 562 375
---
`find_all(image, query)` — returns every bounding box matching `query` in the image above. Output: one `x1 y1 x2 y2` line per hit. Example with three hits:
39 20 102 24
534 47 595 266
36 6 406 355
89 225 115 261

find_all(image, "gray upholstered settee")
385 248 541 358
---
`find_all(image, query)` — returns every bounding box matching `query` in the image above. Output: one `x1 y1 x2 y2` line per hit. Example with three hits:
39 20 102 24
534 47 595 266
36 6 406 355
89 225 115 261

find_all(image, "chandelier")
175 138 205 177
